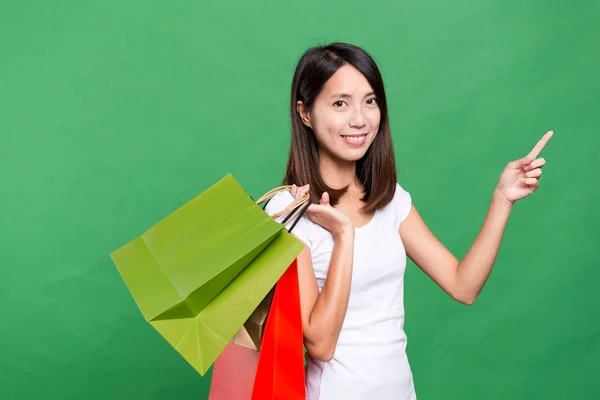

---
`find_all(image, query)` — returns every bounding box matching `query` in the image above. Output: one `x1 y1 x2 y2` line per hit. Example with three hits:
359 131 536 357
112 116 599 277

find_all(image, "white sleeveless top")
265 183 416 400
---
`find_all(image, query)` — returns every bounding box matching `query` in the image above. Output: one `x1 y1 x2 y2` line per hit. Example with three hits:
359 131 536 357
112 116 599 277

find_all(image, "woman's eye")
366 98 377 105
333 100 346 108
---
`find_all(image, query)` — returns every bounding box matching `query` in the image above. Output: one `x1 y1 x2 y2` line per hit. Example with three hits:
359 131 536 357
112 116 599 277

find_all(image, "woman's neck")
319 153 360 190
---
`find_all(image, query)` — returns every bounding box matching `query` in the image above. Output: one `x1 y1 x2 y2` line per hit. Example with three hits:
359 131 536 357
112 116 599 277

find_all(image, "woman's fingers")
519 177 539 186
523 157 546 171
291 183 310 199
527 130 553 159
525 168 543 178
510 155 534 169
298 184 309 199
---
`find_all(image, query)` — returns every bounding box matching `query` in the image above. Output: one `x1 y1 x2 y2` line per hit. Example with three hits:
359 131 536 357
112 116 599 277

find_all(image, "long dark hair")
284 43 397 213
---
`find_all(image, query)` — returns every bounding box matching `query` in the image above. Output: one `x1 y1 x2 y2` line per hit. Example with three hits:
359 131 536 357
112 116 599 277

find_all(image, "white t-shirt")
264 183 417 400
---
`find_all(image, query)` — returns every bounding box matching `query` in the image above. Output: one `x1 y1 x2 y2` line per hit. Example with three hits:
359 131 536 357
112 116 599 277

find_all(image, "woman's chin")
332 149 370 163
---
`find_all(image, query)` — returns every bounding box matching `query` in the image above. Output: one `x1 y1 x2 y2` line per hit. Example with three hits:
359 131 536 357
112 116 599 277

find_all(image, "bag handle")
255 185 311 233
256 185 309 218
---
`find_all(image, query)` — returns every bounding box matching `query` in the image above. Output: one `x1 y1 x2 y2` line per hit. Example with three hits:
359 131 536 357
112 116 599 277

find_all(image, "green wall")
1 1 598 399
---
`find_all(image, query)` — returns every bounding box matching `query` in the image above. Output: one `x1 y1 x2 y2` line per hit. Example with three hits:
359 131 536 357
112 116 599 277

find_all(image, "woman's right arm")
297 229 354 362
291 185 355 362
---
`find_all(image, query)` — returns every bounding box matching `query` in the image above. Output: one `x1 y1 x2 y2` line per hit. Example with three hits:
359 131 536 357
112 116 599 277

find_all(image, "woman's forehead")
320 65 374 97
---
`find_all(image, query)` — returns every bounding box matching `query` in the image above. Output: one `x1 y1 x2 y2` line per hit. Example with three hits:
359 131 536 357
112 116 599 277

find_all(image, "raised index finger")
528 130 554 159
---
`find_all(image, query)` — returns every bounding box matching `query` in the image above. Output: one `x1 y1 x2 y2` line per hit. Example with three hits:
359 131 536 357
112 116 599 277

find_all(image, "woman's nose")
349 107 366 128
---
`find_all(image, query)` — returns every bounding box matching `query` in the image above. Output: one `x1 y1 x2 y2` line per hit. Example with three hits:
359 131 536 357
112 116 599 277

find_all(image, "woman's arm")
400 191 512 305
296 229 354 362
289 184 355 362
400 131 553 305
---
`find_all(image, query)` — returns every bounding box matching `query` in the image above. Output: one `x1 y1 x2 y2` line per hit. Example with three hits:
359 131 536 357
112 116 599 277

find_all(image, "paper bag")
110 174 308 375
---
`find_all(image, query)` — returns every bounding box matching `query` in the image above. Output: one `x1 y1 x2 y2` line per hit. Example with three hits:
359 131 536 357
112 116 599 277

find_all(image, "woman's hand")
291 184 354 238
495 130 553 203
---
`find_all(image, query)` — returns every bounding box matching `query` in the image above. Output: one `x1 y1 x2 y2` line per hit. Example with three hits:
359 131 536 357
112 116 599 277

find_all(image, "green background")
1 0 598 399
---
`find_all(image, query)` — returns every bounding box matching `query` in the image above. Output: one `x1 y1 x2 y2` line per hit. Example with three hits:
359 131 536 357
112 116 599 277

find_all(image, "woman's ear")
296 101 312 128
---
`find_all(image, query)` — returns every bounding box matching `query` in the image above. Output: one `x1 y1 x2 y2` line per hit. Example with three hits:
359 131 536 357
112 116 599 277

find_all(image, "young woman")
264 42 552 400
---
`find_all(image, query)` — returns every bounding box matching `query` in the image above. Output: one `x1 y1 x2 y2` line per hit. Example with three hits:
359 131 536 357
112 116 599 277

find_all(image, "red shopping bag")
251 258 305 400
208 342 259 400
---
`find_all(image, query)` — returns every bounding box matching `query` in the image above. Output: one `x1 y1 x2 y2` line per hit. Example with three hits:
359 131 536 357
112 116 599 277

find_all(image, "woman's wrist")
491 188 515 210
333 223 355 241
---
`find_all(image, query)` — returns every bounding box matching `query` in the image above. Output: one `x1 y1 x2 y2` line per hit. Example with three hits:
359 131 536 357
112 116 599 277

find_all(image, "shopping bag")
208 342 259 400
110 174 309 375
209 259 305 400
231 288 274 351
231 188 309 353
252 258 305 400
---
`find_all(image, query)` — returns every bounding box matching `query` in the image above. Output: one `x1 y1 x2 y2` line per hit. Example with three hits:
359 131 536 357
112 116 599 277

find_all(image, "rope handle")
256 185 310 220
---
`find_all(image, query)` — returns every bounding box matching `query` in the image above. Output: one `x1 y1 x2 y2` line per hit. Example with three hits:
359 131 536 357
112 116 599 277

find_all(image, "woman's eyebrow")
330 93 351 99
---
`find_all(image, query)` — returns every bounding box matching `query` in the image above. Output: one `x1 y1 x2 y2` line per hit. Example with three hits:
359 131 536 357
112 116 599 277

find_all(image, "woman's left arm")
400 130 554 305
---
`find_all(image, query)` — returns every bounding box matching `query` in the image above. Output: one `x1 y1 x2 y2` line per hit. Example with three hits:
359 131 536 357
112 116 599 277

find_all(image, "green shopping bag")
110 174 309 375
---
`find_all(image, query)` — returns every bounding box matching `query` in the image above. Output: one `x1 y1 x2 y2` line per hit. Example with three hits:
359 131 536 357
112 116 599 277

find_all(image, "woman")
264 42 552 400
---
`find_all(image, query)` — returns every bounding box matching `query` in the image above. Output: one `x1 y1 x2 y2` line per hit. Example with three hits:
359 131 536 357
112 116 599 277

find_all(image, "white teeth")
342 135 366 143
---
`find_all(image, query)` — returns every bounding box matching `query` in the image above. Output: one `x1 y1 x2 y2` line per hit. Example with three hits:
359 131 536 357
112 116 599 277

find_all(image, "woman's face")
299 64 381 163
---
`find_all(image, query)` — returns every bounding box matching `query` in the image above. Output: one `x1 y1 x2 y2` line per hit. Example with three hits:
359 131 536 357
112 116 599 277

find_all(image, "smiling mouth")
341 134 367 146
